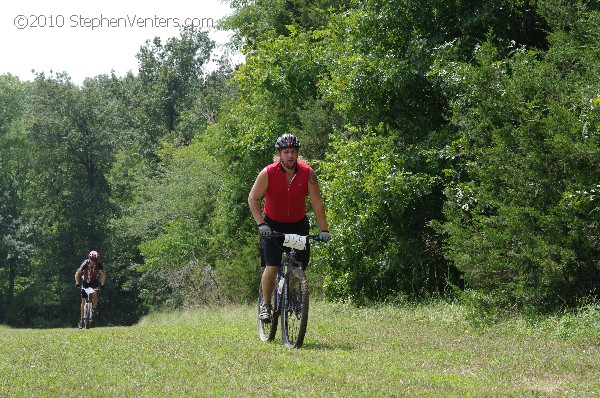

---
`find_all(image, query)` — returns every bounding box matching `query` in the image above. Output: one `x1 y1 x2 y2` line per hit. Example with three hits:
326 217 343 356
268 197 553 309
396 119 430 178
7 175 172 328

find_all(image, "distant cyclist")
248 133 331 321
75 250 106 329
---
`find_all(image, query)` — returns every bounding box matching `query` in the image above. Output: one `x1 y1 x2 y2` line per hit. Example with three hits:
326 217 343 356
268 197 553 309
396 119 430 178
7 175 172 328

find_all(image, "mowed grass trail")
1 302 599 397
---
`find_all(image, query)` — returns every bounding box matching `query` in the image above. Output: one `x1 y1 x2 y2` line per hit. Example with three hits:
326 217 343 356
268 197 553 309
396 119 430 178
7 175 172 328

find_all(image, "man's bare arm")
248 168 269 225
308 169 328 231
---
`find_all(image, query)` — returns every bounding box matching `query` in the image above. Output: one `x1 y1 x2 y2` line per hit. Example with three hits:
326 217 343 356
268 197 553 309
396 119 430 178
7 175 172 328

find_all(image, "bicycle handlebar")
271 231 324 241
270 231 326 251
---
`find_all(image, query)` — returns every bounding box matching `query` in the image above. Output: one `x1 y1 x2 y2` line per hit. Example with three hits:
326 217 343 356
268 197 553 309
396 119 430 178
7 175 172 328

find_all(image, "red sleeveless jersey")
264 161 311 223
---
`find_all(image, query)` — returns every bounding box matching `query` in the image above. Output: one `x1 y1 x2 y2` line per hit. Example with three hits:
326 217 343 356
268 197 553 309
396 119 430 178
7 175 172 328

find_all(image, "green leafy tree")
117 140 222 309
223 0 350 50
135 27 215 150
13 73 121 326
0 75 34 323
433 1 599 313
104 28 227 315
317 131 453 303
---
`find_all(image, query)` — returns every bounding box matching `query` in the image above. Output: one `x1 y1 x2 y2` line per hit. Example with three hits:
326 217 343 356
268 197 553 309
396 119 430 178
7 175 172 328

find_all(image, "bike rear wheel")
281 267 309 348
258 282 279 342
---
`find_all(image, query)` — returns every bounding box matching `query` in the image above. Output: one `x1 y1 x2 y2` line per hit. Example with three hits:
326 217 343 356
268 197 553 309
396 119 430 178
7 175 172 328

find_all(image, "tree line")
0 0 597 327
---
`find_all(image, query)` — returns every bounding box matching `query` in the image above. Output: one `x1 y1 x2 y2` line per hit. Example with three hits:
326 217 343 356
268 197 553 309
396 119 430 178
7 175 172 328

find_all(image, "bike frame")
273 233 307 310
82 286 97 329
273 248 303 305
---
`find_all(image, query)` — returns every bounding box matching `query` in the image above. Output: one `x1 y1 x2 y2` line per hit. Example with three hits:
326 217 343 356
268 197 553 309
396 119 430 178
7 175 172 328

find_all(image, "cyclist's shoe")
259 304 272 322
93 308 99 318
78 320 83 329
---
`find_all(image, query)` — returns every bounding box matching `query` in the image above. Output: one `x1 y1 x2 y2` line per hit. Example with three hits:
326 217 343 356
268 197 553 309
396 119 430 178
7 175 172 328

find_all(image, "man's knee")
263 265 278 274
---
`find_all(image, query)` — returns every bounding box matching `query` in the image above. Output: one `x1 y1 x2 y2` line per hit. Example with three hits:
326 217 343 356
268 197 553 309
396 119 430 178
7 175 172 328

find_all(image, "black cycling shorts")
260 215 310 269
81 280 100 298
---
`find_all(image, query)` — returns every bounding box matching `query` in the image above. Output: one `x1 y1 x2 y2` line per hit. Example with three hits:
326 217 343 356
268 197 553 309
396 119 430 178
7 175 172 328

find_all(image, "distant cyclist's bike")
258 232 324 348
81 286 98 329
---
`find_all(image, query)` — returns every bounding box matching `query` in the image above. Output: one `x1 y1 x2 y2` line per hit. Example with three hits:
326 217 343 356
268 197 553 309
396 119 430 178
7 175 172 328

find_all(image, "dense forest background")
0 0 598 327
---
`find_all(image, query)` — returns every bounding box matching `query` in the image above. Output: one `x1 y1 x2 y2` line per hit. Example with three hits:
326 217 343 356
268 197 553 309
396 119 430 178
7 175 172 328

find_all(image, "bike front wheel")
83 302 92 329
281 267 309 348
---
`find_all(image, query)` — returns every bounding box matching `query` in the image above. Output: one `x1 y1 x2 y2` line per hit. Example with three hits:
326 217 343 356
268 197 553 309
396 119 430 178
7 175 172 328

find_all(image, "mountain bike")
258 232 324 348
81 286 98 329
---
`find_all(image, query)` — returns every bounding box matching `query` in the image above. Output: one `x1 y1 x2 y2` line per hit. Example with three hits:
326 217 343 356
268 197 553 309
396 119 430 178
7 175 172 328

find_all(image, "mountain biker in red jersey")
248 134 331 321
75 250 106 328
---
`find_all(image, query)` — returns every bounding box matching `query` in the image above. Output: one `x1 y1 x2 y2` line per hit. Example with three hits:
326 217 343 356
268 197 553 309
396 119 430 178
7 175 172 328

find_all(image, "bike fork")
274 267 285 313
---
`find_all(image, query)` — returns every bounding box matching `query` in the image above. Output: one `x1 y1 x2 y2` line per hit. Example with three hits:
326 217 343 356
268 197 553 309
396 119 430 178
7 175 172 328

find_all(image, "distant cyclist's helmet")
275 134 300 150
89 251 100 262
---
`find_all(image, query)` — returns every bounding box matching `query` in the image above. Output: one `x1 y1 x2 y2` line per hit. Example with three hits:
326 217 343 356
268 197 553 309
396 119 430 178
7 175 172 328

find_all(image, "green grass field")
1 302 599 397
